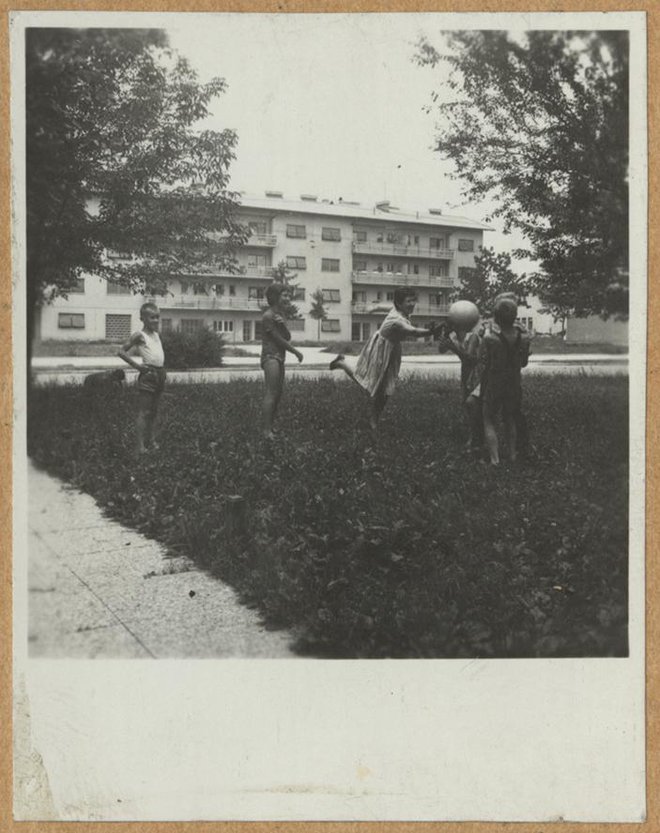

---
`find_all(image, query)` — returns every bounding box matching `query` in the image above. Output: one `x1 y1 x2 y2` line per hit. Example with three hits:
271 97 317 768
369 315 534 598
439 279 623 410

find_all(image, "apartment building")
36 193 490 344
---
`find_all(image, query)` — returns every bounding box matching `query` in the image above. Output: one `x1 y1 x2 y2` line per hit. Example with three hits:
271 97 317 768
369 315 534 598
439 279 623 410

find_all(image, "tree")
308 289 328 341
455 246 530 314
416 30 629 318
26 28 247 371
270 260 302 320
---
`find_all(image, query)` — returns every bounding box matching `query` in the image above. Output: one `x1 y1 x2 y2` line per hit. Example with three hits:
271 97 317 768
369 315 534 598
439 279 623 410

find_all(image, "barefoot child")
261 283 303 439
119 302 166 454
329 287 436 431
438 320 483 451
479 297 531 465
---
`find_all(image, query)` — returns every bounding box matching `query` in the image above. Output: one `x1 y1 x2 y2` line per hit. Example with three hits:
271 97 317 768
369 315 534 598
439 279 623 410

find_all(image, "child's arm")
265 328 303 363
118 332 146 372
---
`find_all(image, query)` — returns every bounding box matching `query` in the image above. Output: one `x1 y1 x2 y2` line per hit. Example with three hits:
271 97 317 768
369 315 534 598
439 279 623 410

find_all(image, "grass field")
28 374 628 658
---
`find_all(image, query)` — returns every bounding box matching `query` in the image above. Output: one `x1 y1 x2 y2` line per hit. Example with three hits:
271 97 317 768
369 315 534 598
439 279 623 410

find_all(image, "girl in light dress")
329 287 436 431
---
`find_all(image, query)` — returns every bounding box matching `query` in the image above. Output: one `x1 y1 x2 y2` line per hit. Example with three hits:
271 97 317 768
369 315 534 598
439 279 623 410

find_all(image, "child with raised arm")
329 287 436 431
479 297 531 465
438 318 483 451
118 302 166 455
261 283 303 439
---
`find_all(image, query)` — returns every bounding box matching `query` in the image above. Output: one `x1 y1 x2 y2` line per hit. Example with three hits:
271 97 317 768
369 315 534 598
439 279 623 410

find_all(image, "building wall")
36 199 487 344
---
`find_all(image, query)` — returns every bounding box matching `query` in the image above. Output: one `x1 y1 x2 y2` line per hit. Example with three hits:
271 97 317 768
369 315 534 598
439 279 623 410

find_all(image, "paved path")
28 463 295 659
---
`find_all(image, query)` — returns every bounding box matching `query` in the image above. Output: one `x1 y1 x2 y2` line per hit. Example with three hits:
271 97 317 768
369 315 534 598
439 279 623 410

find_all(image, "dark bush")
161 326 224 369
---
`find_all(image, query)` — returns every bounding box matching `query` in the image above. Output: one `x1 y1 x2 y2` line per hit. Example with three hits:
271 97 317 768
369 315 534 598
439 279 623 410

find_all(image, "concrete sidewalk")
27 463 295 659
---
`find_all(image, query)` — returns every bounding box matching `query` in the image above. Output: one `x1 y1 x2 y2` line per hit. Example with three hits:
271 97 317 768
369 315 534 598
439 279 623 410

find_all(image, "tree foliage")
455 246 530 314
270 260 302 320
26 28 247 343
308 288 328 340
416 30 629 318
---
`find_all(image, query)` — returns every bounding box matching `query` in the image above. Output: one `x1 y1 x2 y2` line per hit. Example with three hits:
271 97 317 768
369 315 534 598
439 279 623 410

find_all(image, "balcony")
351 271 455 289
160 295 265 312
353 241 454 259
351 301 450 317
247 233 277 247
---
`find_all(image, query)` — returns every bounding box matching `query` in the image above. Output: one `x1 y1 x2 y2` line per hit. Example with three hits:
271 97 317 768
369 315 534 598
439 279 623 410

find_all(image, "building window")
375 291 382 301
458 266 476 281
249 287 265 300
376 263 383 273
430 293 448 307
407 263 420 275
288 319 305 331
353 291 366 302
193 282 208 295
213 320 234 333
386 232 400 244
249 220 268 235
242 320 252 341
386 292 395 302
254 320 263 340
286 256 307 270
180 318 204 334
322 227 341 241
321 258 340 272
161 318 173 333
68 278 85 294
58 313 85 330
286 224 306 239
517 317 534 331
213 284 225 295
321 319 341 333
354 230 367 242
376 232 384 243
229 285 236 296
292 287 306 301
354 260 367 272
247 254 268 270
104 314 131 340
458 238 475 252
322 289 341 302
386 262 395 273
430 263 449 277
180 280 191 294
430 236 446 249
407 235 420 246
106 280 131 295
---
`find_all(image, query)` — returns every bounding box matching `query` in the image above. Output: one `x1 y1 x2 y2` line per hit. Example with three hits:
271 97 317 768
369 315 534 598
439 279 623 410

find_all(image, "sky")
166 14 525 257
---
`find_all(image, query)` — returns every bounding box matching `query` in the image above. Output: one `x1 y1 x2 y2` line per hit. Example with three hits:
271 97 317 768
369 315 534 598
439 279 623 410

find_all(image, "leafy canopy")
26 27 247 307
270 261 302 320
455 246 530 314
416 30 629 318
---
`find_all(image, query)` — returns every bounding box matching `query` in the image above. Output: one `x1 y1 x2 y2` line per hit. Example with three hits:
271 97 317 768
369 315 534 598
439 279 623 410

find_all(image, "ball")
448 300 480 330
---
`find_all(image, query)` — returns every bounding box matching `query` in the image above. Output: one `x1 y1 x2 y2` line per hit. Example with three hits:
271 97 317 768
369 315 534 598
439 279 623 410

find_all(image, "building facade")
37 193 491 344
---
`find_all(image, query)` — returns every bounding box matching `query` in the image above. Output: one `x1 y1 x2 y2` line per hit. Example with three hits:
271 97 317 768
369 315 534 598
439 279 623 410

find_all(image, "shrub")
161 326 224 369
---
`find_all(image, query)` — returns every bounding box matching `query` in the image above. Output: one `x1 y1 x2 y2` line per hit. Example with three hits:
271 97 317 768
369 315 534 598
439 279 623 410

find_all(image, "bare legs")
330 354 387 432
483 410 517 466
465 394 483 450
136 391 160 454
262 358 285 439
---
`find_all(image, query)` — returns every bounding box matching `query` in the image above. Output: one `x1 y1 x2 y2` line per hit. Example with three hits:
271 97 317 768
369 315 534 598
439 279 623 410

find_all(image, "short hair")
140 302 159 318
266 283 285 306
393 286 417 310
493 298 518 327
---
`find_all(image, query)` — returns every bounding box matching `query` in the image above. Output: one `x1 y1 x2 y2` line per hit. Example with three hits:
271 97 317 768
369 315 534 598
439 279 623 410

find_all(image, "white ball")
448 300 480 330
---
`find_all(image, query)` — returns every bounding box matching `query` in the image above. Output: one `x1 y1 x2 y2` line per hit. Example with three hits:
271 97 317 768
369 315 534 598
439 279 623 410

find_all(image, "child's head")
393 287 417 315
140 302 160 331
493 297 518 328
266 283 286 307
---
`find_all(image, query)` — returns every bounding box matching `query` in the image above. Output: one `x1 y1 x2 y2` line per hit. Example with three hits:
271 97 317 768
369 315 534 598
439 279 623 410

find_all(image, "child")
119 302 166 454
479 297 531 465
329 287 436 431
438 319 483 451
261 283 303 439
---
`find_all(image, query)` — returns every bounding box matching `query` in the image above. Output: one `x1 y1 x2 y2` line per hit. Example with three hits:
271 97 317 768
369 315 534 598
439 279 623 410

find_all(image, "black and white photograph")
12 9 646 822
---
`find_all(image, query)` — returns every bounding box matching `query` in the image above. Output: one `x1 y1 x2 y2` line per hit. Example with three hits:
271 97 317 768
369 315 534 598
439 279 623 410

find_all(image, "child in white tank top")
119 302 167 454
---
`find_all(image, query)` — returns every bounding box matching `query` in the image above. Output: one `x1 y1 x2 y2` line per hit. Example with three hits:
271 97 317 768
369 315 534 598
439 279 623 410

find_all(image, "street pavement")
27 463 295 659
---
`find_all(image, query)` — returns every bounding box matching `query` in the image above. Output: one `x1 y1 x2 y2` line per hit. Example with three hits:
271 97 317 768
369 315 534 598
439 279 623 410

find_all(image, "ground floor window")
161 318 173 333
518 316 534 331
243 320 252 342
254 320 263 340
288 318 305 331
180 318 204 334
321 319 341 333
59 313 85 330
352 322 371 341
104 313 131 340
213 320 234 333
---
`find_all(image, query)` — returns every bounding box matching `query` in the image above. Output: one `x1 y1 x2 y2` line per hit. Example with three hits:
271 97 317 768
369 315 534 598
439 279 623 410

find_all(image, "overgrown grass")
28 374 628 658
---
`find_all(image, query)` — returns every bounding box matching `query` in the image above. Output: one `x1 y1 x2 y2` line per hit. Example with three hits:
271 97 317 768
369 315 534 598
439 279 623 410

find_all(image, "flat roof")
238 194 491 231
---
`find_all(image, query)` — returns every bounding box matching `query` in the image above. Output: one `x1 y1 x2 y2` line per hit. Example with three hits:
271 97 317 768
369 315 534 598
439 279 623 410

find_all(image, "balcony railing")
353 241 455 259
247 233 277 247
351 301 450 316
410 304 450 317
160 295 265 312
351 271 455 289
